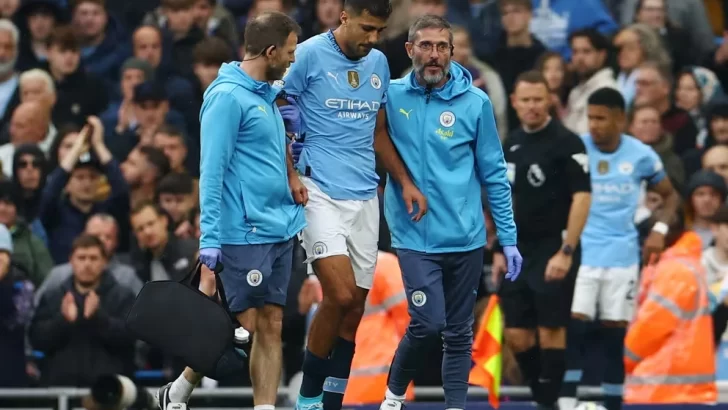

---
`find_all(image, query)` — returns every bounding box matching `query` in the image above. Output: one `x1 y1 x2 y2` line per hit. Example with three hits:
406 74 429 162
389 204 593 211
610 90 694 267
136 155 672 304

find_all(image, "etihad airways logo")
325 98 380 120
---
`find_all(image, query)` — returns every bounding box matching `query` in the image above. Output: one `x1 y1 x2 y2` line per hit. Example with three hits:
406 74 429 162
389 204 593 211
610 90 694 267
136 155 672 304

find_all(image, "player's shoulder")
366 47 388 63
296 34 329 55
621 134 657 157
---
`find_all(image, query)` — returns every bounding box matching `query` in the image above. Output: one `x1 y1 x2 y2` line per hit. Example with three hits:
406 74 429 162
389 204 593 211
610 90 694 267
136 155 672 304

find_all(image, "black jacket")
125 235 198 283
29 272 136 387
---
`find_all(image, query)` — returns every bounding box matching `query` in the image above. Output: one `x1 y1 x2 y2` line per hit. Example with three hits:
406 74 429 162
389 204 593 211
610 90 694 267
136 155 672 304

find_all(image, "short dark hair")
344 0 392 19
71 234 108 259
157 172 194 196
514 70 549 89
408 14 452 43
155 124 187 145
138 145 171 180
72 0 105 10
498 0 532 12
243 11 301 56
639 60 673 85
46 25 79 50
568 28 610 51
130 200 164 218
193 37 234 66
161 0 196 10
588 87 626 112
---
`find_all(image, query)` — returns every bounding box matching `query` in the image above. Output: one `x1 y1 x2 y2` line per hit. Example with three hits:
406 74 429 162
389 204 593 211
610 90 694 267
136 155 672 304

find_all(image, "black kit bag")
125 262 247 380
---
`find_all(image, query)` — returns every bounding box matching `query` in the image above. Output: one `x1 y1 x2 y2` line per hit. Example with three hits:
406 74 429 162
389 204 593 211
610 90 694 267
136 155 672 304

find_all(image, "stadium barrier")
4 385 728 410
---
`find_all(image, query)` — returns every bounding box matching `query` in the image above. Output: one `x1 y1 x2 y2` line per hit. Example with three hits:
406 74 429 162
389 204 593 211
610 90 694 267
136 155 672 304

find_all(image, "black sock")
602 326 626 410
538 348 566 406
300 348 329 398
561 319 589 400
514 345 541 401
322 338 356 410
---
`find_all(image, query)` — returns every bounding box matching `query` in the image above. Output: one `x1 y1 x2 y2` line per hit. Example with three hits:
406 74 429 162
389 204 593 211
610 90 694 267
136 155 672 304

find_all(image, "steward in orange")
343 251 413 405
624 216 717 404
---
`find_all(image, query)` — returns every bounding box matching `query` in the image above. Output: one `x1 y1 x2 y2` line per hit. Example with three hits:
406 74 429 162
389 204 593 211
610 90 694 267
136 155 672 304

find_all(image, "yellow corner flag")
469 295 503 409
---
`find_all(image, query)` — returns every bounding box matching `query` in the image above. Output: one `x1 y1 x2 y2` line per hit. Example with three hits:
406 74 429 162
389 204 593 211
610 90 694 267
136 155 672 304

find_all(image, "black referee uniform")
499 119 591 329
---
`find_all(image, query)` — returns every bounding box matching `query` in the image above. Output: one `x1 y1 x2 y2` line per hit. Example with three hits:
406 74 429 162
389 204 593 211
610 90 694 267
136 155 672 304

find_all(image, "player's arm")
562 137 592 251
198 91 241 249
643 152 678 262
374 109 415 188
475 97 516 247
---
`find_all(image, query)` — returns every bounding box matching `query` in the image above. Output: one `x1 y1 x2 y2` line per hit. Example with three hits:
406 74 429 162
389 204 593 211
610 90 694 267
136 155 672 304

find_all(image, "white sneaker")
379 399 404 410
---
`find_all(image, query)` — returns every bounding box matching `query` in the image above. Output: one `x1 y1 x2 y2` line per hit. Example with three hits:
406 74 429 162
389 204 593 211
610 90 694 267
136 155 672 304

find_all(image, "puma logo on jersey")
327 71 339 84
399 108 413 119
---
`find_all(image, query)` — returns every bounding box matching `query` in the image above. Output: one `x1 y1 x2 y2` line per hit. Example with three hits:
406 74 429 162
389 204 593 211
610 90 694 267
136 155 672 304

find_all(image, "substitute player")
496 71 592 410
282 1 427 409
559 88 678 410
378 15 522 410
157 12 307 410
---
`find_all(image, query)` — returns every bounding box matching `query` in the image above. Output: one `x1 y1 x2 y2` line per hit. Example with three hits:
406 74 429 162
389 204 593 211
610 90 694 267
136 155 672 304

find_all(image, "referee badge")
347 71 360 88
597 160 609 175
246 270 263 287
411 291 427 307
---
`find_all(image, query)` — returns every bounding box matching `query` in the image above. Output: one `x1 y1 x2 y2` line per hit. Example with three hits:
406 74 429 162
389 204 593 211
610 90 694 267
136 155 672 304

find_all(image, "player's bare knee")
257 305 284 339
340 304 365 338
601 320 627 328
504 328 536 352
236 310 257 334
571 312 591 321
538 326 566 348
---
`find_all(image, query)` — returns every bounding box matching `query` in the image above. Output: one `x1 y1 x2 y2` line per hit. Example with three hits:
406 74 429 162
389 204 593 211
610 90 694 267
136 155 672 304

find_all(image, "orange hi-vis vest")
343 252 413 405
469 295 504 409
624 232 717 404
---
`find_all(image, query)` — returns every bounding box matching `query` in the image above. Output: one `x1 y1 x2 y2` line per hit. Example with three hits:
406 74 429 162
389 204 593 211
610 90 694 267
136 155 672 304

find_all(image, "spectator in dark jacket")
15 0 66 71
99 57 153 137
0 224 34 387
38 116 129 263
11 143 48 233
71 0 131 87
45 25 109 127
29 234 136 387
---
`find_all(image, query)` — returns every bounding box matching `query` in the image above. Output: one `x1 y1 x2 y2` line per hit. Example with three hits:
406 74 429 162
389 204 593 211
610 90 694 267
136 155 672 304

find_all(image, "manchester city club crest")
597 160 609 175
439 111 455 127
370 74 381 89
411 291 427 307
347 70 360 88
246 269 263 287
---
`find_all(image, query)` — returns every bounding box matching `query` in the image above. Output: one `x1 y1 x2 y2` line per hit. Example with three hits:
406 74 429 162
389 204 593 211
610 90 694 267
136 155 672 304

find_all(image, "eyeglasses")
17 159 40 169
414 41 452 54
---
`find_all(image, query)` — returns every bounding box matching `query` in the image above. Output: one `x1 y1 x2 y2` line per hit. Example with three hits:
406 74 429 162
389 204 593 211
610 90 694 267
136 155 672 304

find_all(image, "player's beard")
265 61 287 82
414 58 450 86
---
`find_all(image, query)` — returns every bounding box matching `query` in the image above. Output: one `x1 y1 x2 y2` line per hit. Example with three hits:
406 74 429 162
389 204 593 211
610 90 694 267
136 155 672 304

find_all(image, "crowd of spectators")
1 0 728 405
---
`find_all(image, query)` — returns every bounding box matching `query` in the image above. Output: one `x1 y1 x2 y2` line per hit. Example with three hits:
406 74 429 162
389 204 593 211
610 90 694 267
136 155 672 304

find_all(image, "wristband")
652 221 669 235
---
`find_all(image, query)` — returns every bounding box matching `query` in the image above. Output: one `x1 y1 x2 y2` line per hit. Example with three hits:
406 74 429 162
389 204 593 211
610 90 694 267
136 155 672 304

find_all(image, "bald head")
133 26 163 68
703 145 728 185
10 102 49 144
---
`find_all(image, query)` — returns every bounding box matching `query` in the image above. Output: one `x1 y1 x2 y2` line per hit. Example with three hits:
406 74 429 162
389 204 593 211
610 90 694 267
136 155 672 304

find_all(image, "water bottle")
304 303 318 350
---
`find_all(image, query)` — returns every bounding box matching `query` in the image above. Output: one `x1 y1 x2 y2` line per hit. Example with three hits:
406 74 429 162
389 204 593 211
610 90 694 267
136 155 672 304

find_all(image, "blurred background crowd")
1 0 728 406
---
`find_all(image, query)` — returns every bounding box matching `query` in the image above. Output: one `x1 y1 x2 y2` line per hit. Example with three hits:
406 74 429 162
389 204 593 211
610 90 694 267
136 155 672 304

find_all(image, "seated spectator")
301 0 342 40
18 68 57 109
0 101 53 177
0 224 34 387
0 0 17 18
192 35 234 96
684 170 727 248
128 201 197 282
683 101 728 178
29 234 136 387
634 61 698 155
131 25 199 135
71 0 131 86
632 0 694 74
99 58 153 134
121 145 170 208
156 172 195 237
44 25 109 127
674 67 724 149
11 143 47 230
153 124 192 175
535 51 570 119
629 104 685 188
613 23 671 108
39 117 129 263
704 205 728 291
0 20 22 137
191 0 238 50
105 80 185 162
15 0 64 71
702 146 728 188
36 213 141 304
0 180 52 286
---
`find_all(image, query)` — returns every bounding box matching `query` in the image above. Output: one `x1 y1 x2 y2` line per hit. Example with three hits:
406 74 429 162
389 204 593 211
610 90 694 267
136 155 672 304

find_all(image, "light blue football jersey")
282 31 390 201
580 134 666 268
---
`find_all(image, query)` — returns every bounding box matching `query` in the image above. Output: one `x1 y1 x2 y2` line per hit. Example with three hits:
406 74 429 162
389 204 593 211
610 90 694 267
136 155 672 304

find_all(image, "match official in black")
492 71 592 410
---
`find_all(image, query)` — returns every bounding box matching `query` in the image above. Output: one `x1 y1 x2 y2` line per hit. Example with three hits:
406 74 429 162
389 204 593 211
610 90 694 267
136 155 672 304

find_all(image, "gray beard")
415 62 450 86
0 57 17 78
